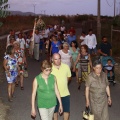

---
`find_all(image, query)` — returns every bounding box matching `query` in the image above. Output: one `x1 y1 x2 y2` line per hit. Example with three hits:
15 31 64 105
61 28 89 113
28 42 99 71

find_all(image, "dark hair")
81 31 86 35
80 44 88 52
9 29 13 32
6 45 14 55
107 59 112 62
102 36 107 40
70 40 78 48
93 60 102 67
89 29 93 32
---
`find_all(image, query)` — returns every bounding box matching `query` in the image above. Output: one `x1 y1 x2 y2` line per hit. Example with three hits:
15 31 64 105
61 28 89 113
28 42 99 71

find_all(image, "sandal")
8 98 13 102
21 87 24 90
15 83 19 87
12 95 16 98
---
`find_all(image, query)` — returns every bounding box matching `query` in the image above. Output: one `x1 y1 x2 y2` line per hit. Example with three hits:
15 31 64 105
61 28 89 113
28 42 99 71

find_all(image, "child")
104 59 114 78
25 35 31 56
45 39 50 54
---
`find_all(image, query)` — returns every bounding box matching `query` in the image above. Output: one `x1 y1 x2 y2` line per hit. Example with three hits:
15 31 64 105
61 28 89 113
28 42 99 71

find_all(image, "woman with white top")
59 42 72 68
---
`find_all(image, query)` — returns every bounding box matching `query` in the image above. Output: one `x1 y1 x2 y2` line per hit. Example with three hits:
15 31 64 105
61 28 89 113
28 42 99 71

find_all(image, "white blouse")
59 50 71 68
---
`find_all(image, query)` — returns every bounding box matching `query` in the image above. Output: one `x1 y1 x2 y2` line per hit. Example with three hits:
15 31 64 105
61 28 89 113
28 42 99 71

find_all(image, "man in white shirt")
16 33 26 50
60 25 65 35
85 29 97 55
6 30 13 46
43 28 50 39
79 31 86 46
33 29 42 61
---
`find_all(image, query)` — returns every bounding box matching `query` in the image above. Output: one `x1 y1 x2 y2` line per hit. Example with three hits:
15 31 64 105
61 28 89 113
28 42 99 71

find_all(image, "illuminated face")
71 42 75 47
89 31 92 35
93 64 102 75
11 48 15 54
42 68 52 76
103 38 107 43
107 60 112 65
64 45 69 50
81 47 86 52
53 54 61 66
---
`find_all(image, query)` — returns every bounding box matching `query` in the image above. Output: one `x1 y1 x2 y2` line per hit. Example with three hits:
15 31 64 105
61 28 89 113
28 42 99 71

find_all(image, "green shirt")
69 47 79 62
36 74 57 108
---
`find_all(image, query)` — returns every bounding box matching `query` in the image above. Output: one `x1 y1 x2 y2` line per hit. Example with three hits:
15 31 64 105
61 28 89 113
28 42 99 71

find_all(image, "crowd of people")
3 22 114 120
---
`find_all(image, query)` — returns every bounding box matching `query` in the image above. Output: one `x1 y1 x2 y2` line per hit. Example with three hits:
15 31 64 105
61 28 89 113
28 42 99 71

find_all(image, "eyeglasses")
44 68 52 72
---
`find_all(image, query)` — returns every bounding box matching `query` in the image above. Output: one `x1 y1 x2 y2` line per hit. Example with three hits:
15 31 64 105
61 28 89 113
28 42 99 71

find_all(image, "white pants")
39 106 55 120
34 44 39 60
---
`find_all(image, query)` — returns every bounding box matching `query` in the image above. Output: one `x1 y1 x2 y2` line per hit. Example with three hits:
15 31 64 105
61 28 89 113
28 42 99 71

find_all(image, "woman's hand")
108 97 112 106
72 67 76 72
59 104 63 115
5 70 10 77
7 72 11 77
31 109 36 118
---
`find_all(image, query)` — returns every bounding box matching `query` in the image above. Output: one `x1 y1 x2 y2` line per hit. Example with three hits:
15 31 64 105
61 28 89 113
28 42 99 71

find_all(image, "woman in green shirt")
31 60 63 120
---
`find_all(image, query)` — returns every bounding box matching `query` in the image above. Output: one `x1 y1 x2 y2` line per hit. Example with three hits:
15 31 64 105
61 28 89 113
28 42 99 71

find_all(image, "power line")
106 0 114 7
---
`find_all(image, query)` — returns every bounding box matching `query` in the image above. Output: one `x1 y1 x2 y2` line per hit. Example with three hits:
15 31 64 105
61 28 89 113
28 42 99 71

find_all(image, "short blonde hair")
41 60 52 71
63 42 69 48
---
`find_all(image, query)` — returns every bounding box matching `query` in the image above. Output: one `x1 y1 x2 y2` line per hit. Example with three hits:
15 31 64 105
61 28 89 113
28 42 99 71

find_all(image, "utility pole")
119 2 120 16
33 4 36 15
114 0 116 19
97 0 101 40
44 10 46 15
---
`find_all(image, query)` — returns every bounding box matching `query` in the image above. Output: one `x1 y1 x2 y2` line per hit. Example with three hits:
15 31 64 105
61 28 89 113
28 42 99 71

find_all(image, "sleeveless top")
69 47 79 62
80 53 89 63
36 74 57 108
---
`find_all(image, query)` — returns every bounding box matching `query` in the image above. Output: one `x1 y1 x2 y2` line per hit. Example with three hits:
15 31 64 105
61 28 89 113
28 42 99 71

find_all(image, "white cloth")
43 29 50 38
60 26 65 31
26 39 31 48
7 34 10 45
105 64 113 71
54 25 57 30
34 44 39 60
80 36 86 45
59 50 71 68
85 34 97 49
34 34 41 43
39 106 55 120
16 38 25 50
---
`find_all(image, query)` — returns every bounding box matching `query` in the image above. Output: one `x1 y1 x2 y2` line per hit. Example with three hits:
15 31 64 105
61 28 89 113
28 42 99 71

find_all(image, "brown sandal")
15 83 19 87
21 87 24 90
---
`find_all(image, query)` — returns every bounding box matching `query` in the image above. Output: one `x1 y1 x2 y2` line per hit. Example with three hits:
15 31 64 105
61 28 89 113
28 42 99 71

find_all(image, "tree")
0 0 10 27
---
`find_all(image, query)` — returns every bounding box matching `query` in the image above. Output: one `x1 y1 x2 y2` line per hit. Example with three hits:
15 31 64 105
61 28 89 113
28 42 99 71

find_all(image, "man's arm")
98 49 107 56
94 35 97 45
110 49 112 56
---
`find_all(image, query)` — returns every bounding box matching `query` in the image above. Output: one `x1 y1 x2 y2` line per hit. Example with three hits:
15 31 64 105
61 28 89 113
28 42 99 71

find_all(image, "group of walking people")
3 22 113 120
3 29 29 102
30 25 112 120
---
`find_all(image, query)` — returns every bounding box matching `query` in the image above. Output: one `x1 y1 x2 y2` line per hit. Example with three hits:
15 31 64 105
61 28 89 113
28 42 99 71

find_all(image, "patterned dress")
78 53 90 81
4 55 18 83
